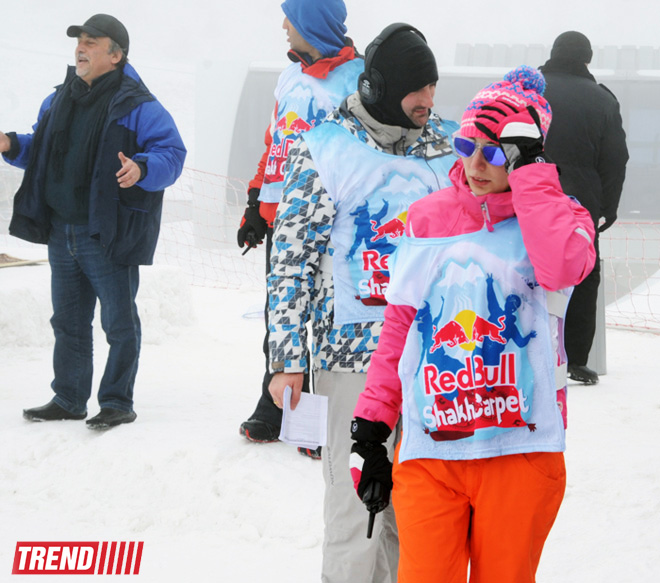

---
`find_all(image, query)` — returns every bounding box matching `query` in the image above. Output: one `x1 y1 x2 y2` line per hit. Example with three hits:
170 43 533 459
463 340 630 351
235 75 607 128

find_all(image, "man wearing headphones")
267 23 458 582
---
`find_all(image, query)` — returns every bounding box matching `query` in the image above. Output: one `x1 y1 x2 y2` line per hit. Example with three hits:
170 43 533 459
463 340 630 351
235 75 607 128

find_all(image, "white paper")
278 385 328 448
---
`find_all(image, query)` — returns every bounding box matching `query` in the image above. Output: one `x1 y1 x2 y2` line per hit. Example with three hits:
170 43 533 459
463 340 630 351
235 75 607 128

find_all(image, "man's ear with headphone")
357 23 427 105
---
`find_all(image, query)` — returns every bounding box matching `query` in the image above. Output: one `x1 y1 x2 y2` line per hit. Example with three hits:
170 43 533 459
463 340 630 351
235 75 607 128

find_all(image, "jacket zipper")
481 201 494 232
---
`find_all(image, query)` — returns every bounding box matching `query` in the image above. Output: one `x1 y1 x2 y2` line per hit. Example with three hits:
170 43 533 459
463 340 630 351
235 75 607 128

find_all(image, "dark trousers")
247 228 310 427
48 221 140 414
564 237 601 366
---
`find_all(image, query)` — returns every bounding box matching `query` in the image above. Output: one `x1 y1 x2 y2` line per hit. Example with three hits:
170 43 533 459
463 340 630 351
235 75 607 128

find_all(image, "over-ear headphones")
358 23 427 105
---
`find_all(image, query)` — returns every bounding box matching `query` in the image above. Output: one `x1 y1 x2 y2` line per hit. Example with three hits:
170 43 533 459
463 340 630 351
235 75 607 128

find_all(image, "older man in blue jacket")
0 14 186 429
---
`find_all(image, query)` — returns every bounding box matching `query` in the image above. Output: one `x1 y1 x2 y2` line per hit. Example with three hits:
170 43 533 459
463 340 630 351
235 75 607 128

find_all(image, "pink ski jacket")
354 160 596 430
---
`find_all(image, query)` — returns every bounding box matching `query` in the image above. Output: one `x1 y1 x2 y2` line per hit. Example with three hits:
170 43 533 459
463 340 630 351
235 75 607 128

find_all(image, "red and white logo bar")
12 541 144 575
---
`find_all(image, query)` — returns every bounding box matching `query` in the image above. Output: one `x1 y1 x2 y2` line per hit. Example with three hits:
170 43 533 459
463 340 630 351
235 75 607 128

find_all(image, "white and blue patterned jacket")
268 93 458 374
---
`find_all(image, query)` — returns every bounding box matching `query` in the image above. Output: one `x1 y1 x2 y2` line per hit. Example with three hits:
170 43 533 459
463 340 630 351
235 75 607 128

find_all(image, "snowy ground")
1 252 659 582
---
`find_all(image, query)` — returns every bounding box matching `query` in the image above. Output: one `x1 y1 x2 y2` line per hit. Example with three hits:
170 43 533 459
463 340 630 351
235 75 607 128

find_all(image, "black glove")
349 417 393 514
237 188 268 250
599 215 616 233
474 102 551 173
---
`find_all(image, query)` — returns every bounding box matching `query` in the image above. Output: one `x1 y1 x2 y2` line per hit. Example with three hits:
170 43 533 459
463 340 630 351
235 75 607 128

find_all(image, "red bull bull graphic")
289 117 313 133
429 320 469 350
472 314 507 343
430 315 506 351
369 216 406 242
265 112 319 185
274 111 314 136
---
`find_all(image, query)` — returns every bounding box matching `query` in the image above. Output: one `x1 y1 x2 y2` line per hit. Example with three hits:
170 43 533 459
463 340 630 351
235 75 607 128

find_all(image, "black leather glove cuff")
350 417 392 444
508 144 552 172
247 187 261 208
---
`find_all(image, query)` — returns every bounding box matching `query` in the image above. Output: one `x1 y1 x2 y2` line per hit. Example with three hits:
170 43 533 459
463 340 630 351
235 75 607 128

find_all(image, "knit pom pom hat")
460 65 552 139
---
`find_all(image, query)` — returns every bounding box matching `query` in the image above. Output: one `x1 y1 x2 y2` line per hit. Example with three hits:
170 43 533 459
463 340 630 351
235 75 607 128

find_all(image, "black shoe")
568 364 599 385
23 401 86 422
239 419 280 443
297 446 322 460
86 408 137 430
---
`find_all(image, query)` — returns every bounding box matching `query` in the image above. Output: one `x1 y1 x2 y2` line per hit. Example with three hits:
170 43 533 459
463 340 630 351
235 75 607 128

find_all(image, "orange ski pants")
392 446 566 583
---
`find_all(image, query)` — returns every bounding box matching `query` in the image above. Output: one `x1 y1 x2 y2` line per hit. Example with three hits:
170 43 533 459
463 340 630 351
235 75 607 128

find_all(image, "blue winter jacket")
5 63 186 265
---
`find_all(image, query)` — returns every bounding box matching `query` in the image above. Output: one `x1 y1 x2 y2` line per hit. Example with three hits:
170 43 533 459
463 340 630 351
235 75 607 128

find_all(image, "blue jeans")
48 221 141 414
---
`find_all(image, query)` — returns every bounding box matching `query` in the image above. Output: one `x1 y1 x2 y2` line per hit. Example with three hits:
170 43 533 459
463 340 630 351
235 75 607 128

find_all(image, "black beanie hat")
550 31 592 64
362 28 438 129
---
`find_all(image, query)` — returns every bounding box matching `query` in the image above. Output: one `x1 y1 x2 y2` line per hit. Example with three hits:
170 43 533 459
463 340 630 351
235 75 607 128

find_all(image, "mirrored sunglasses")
452 134 507 166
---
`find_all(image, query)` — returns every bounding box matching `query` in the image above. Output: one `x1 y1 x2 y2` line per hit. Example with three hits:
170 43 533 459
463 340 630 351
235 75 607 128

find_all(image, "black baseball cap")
67 14 129 55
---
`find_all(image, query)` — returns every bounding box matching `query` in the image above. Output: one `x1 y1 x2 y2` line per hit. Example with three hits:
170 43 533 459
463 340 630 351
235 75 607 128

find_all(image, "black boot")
568 364 599 385
86 408 137 430
23 401 87 421
297 446 322 460
239 419 280 443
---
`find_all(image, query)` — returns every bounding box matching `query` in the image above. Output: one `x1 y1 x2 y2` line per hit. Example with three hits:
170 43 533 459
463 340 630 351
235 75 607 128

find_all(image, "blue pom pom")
504 65 546 95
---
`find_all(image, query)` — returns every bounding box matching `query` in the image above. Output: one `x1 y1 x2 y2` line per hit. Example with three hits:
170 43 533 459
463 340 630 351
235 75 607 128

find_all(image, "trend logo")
12 541 144 575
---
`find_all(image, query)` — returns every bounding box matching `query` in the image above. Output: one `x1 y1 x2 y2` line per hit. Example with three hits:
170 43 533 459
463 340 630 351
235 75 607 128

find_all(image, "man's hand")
116 152 142 188
0 131 11 154
269 372 304 410
237 188 267 250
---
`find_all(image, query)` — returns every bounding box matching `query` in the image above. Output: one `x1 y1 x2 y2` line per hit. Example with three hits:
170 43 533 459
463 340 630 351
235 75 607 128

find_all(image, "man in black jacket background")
540 31 629 384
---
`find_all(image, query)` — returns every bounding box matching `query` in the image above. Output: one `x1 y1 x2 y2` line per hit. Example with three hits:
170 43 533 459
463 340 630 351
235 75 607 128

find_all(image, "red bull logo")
430 320 469 351
266 113 316 183
472 314 506 343
275 116 287 133
370 217 405 242
275 112 315 136
424 353 517 395
430 314 506 351
289 117 313 133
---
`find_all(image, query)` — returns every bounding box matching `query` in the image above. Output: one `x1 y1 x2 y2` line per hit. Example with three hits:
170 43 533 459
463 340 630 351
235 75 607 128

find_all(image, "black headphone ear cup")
358 72 376 105
369 68 384 103
358 68 385 105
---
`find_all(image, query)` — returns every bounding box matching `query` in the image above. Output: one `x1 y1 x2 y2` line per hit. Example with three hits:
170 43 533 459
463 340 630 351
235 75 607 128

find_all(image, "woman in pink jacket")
349 66 596 583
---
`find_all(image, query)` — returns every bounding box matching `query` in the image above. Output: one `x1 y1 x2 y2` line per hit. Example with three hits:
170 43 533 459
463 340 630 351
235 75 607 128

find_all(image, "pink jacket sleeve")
353 302 417 430
510 164 596 291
